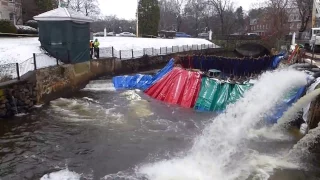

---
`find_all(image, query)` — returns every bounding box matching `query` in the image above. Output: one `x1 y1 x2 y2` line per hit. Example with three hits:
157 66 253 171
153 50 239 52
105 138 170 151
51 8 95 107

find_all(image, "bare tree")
172 0 185 31
264 0 290 46
82 0 100 16
159 0 177 30
64 0 100 17
184 0 206 34
13 0 22 25
207 0 233 34
293 0 312 35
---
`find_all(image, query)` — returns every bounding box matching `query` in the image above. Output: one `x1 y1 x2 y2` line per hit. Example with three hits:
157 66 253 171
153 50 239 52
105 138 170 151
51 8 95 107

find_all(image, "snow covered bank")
0 37 57 77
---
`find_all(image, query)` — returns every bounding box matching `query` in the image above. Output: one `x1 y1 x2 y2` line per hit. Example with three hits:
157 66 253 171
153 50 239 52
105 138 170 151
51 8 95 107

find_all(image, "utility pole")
136 0 139 37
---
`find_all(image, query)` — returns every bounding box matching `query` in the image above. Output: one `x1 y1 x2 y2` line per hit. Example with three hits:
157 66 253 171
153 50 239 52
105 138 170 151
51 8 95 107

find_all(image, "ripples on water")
0 76 319 180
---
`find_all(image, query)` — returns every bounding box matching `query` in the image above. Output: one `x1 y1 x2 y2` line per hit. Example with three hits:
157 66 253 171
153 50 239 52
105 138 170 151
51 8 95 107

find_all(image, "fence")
0 43 217 83
0 53 61 83
99 43 217 60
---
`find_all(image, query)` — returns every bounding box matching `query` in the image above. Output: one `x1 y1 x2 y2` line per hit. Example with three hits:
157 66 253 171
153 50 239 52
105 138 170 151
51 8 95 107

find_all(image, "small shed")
34 8 94 63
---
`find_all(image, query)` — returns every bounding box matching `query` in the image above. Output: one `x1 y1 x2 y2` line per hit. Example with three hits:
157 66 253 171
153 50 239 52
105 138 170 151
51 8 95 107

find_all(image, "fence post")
33 53 37 70
197 45 199 51
120 50 122 60
187 45 189 51
172 46 174 53
152 48 154 56
166 47 167 54
132 49 134 58
160 47 162 55
112 47 114 57
16 63 20 80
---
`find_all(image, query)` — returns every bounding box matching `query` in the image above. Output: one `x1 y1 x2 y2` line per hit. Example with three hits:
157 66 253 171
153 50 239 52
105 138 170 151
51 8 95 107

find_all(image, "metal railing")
0 43 218 83
99 43 218 60
0 53 61 83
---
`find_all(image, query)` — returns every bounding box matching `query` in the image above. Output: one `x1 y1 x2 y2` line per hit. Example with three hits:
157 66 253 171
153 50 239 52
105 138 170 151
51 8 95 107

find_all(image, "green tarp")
194 77 253 112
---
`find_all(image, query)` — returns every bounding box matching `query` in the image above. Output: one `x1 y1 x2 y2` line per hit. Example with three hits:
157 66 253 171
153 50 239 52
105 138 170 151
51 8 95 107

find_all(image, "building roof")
33 7 93 22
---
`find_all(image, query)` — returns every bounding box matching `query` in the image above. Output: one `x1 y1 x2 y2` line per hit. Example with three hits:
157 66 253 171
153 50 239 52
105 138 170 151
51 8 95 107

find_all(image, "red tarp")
145 67 202 108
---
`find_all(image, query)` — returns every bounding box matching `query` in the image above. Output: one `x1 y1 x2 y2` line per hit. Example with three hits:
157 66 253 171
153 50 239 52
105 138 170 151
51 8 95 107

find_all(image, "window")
8 0 14 2
263 25 265 29
9 13 14 20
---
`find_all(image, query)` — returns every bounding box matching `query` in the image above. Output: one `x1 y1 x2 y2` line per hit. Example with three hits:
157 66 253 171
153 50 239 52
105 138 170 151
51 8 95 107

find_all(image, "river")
0 70 320 180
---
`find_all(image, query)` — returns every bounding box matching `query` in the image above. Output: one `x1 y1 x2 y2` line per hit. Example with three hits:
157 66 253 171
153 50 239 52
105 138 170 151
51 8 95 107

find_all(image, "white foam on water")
105 108 125 124
247 126 292 141
15 113 28 117
34 104 44 108
136 69 308 180
82 97 100 104
121 90 142 101
289 125 320 159
83 80 116 92
40 169 81 180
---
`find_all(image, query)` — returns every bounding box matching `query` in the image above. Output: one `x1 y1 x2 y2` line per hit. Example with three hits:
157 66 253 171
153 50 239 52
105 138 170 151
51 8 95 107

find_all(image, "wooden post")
120 50 122 60
166 47 168 54
16 63 20 80
33 53 37 70
160 47 162 54
112 47 114 57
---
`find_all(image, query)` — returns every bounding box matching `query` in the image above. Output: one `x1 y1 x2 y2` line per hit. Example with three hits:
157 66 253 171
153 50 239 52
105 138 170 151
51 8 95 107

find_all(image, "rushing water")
0 69 320 180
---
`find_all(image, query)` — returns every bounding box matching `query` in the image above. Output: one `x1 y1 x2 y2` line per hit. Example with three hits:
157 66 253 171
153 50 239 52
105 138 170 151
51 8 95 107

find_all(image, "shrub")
0 20 17 33
15 25 38 34
25 20 38 29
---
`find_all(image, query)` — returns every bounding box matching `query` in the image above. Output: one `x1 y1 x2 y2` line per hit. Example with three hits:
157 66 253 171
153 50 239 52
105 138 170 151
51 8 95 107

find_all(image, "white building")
0 0 22 25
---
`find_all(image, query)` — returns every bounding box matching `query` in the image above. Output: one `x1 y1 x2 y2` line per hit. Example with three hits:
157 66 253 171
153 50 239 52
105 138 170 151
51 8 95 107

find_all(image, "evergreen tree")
235 6 245 29
138 0 160 36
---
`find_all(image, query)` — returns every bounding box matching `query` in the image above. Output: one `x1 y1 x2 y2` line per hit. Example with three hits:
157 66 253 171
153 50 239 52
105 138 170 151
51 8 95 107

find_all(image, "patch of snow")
0 37 57 77
15 25 37 32
34 7 93 22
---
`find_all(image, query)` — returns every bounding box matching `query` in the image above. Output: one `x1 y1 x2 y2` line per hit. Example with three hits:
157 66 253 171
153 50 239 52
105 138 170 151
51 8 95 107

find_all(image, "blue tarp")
113 58 175 90
271 55 283 69
266 86 306 124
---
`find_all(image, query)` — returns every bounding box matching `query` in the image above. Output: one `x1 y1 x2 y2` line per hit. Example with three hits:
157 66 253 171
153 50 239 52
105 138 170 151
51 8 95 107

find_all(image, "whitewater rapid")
136 69 308 180
41 69 310 180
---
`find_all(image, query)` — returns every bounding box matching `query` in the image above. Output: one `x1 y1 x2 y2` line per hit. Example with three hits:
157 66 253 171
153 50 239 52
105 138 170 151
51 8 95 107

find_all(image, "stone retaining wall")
0 81 37 117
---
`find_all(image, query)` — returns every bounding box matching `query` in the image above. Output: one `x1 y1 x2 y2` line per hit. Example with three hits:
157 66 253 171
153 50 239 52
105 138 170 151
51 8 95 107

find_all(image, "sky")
98 0 260 20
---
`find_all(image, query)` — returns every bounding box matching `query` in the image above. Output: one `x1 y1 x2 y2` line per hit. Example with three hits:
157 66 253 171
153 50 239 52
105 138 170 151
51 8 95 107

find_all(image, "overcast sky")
97 0 260 20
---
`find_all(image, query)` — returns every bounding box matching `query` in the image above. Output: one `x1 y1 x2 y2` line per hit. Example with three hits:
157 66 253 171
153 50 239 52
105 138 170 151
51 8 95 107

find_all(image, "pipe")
289 63 318 69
